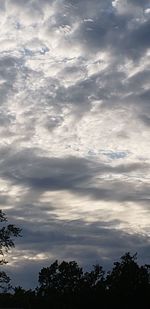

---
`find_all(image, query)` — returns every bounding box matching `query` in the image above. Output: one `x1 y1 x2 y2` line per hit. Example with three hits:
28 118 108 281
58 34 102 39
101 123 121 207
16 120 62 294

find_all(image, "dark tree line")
0 210 150 308
1 253 150 309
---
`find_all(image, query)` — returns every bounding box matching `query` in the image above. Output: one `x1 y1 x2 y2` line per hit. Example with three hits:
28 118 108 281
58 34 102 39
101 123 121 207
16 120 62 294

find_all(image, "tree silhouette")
106 252 150 308
0 210 21 292
83 264 105 288
38 260 83 296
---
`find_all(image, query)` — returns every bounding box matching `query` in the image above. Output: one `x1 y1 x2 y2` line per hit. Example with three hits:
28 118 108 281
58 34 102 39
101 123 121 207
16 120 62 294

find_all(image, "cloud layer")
0 0 150 288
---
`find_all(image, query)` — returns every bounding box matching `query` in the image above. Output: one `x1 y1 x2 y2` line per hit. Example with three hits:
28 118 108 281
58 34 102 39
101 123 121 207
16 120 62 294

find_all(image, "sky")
0 0 150 289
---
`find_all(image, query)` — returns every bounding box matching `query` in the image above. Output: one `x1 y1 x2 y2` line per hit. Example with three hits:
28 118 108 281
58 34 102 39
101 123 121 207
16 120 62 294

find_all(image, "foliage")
106 252 150 294
0 210 21 292
38 260 83 295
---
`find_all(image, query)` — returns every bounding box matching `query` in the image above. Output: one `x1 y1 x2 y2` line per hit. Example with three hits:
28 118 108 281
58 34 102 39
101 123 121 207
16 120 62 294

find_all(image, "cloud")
126 0 149 8
140 115 150 126
0 0 149 288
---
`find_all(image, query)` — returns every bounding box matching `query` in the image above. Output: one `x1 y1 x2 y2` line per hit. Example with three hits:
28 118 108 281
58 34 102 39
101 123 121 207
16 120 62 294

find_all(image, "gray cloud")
0 0 150 288
140 115 150 126
126 0 149 8
0 56 20 104
0 150 149 204
122 20 150 59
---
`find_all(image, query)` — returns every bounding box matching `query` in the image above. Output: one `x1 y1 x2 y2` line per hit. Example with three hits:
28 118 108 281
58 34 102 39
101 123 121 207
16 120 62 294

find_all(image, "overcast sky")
0 0 150 288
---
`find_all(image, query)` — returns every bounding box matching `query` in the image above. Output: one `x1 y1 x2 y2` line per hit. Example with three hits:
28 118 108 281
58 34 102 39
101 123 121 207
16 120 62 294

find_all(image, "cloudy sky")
0 0 150 288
